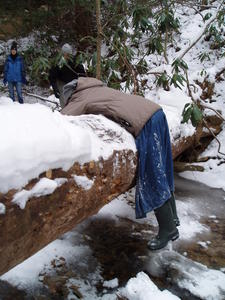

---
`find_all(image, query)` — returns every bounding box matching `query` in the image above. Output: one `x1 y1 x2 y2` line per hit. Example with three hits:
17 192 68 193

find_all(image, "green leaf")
204 13 212 22
182 102 191 113
170 73 185 89
182 103 203 127
182 105 193 124
172 59 188 72
191 104 203 127
199 52 210 62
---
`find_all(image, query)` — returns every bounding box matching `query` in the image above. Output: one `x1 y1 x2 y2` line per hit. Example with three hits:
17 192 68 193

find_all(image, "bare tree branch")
215 67 225 80
25 92 60 110
203 119 225 156
202 104 225 121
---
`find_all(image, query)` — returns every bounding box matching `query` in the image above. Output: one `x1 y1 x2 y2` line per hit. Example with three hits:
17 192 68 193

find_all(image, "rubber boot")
147 199 179 251
168 192 180 227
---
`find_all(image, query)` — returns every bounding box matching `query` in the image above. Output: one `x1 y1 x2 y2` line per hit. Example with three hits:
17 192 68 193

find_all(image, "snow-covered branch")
175 1 223 61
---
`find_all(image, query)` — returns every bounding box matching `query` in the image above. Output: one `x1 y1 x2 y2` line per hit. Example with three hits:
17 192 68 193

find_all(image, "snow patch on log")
73 175 94 190
0 203 6 214
12 178 60 209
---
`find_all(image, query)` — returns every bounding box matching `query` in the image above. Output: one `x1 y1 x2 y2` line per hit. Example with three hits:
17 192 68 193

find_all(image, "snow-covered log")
0 105 137 276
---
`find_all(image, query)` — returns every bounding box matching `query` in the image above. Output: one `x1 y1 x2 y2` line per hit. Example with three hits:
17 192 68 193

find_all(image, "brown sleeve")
60 99 86 116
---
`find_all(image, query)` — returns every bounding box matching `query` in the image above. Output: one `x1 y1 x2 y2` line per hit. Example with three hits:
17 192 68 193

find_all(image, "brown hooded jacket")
61 77 161 137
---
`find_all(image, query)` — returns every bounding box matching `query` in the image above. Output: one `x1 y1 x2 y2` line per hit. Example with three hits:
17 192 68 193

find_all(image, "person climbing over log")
60 77 180 251
49 43 86 108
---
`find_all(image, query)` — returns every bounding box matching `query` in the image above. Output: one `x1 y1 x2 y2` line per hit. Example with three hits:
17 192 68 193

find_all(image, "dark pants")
8 82 24 104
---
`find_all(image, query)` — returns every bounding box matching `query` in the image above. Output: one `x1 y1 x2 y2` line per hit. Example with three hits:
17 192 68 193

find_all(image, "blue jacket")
4 55 26 84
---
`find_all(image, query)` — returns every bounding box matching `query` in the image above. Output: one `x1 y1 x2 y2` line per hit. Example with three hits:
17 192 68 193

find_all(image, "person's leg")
168 192 180 226
136 110 179 250
15 82 24 104
135 111 172 219
56 80 65 108
162 112 180 227
8 82 15 101
147 199 179 250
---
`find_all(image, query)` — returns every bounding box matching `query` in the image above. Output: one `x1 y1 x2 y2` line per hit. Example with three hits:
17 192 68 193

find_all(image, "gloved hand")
3 79 7 86
55 91 60 99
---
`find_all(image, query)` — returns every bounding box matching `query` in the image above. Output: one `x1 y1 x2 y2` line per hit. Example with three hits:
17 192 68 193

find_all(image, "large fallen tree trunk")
0 112 222 276
172 113 223 159
0 149 137 276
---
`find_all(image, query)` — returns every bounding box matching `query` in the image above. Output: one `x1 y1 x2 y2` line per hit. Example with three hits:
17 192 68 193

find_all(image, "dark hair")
11 41 17 51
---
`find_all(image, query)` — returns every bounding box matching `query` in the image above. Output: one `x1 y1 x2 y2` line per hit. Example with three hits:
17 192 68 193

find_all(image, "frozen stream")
0 174 225 300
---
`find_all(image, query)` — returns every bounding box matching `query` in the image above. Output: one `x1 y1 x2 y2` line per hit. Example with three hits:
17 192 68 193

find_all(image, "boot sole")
148 229 179 251
171 230 179 241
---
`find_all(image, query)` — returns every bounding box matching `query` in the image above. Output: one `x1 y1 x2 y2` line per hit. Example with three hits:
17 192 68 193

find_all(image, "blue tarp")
135 109 174 219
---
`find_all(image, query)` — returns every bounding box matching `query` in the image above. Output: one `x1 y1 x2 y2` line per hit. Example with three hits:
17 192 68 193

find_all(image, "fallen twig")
203 119 225 156
202 104 225 121
25 92 60 110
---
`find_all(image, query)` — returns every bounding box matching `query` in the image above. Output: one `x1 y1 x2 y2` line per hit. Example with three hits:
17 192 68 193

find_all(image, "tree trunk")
96 0 102 80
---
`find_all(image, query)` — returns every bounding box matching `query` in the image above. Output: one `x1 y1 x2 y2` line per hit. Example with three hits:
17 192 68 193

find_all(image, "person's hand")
55 91 60 99
3 79 7 86
23 78 28 85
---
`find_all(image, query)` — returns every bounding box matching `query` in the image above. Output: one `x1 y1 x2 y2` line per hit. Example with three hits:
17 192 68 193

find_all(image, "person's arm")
20 57 27 84
60 98 86 115
75 63 86 77
49 66 60 98
71 55 86 77
3 58 9 85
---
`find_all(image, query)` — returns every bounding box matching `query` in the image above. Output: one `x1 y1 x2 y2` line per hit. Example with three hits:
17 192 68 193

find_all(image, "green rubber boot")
168 192 180 227
147 199 179 251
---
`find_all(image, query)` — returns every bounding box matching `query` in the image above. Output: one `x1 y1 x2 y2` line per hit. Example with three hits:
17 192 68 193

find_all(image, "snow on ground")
120 272 180 300
180 124 225 191
1 234 97 292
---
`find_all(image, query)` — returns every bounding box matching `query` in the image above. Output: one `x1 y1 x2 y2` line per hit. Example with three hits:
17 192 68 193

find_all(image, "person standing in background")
49 43 86 108
3 41 27 104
